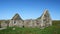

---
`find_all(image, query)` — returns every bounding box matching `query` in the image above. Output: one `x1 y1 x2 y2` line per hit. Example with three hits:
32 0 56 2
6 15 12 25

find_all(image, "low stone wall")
0 27 6 30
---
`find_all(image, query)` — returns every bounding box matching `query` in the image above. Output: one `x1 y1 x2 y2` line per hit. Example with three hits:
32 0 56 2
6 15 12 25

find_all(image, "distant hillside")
52 20 60 25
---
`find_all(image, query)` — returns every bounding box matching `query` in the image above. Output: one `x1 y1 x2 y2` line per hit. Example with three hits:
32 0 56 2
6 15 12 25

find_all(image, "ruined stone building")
0 9 52 29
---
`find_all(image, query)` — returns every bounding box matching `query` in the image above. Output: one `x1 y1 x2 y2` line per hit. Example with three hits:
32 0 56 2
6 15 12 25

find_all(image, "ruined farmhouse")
0 9 52 29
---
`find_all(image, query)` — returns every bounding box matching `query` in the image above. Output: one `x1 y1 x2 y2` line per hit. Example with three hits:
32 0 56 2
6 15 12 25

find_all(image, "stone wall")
1 21 7 28
9 20 23 27
0 9 52 29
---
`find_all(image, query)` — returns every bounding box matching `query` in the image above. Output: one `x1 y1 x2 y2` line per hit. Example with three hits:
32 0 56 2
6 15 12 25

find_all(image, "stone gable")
0 9 52 29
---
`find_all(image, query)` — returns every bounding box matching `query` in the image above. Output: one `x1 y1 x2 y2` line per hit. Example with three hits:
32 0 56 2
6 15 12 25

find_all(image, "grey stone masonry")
0 9 52 29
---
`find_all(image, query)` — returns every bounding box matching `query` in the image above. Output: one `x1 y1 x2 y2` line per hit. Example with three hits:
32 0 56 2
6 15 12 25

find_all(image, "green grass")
0 20 60 34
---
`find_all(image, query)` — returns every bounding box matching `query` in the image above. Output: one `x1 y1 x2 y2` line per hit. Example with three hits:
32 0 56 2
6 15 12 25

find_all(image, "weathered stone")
0 9 52 29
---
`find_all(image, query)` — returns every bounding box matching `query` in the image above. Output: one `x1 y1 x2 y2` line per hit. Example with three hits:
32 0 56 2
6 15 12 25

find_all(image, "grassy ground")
0 20 60 34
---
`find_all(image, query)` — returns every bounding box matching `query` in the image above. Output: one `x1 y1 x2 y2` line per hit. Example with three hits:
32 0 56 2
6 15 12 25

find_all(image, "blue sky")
0 0 60 20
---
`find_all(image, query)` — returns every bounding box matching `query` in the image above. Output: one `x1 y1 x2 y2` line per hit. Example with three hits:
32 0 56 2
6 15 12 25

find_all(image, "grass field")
0 20 60 34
